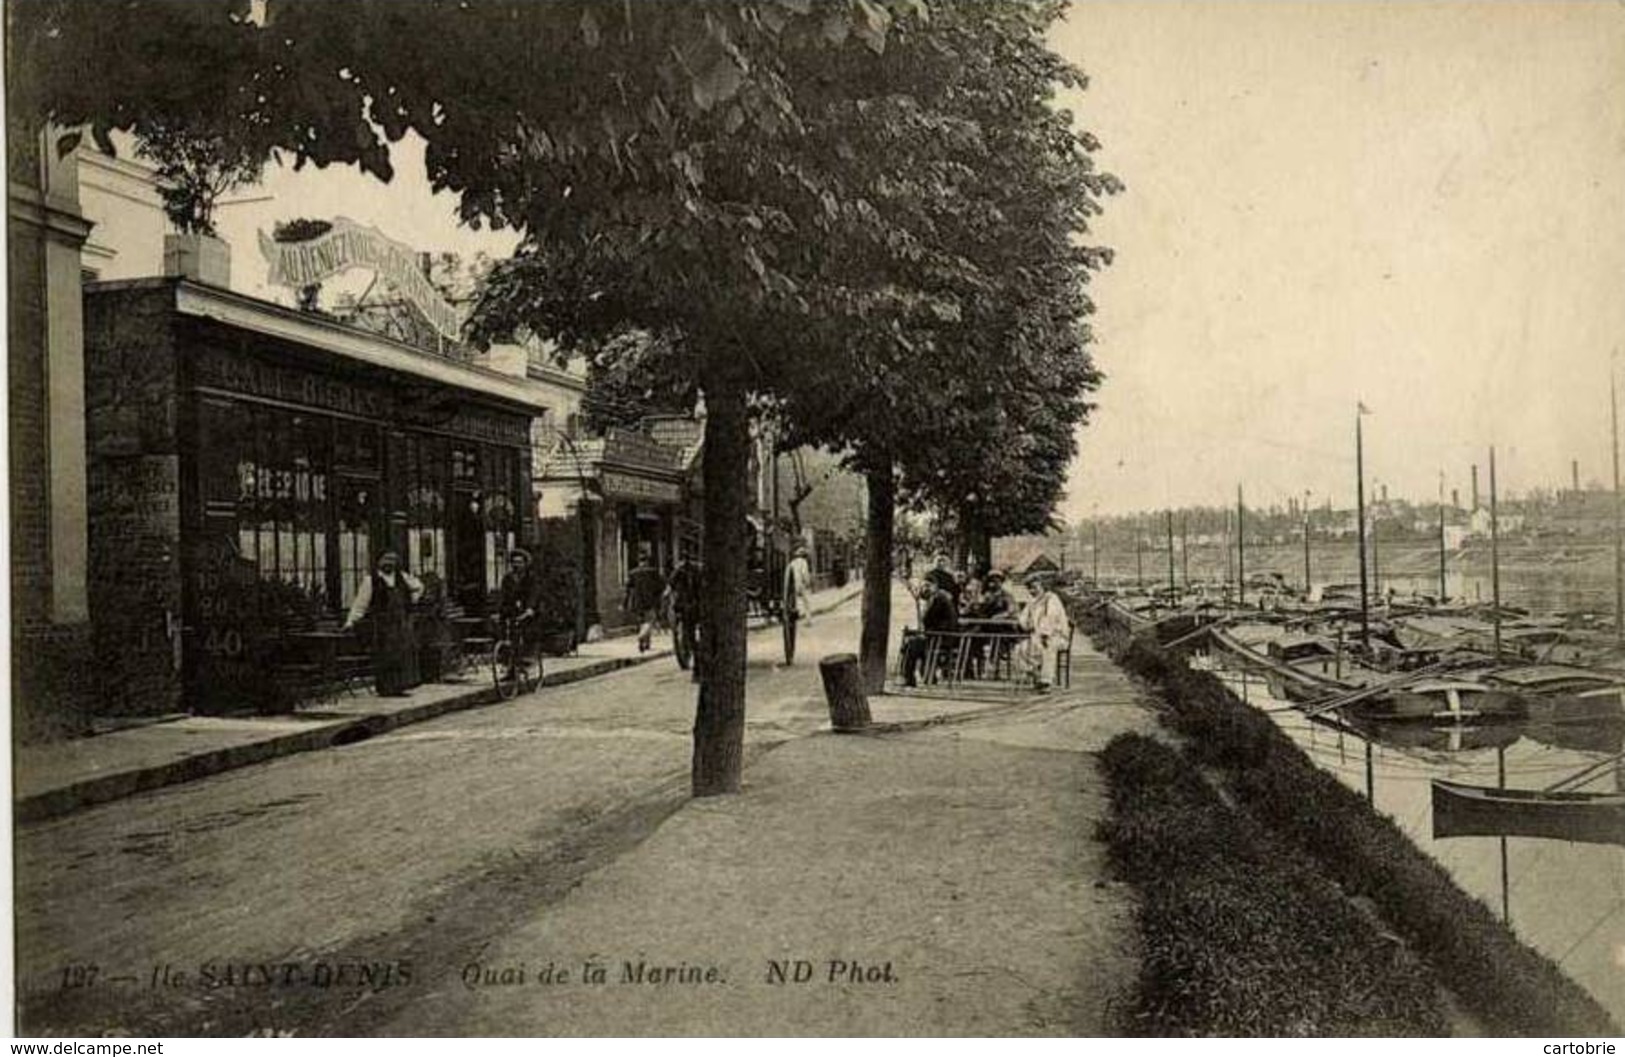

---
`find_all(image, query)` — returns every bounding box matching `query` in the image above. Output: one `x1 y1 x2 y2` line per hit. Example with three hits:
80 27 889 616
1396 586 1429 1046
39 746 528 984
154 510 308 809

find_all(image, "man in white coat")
1018 573 1071 691
784 542 814 627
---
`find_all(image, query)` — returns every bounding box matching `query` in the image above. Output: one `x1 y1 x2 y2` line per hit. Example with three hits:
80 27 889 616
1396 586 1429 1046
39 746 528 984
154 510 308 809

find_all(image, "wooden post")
820 653 872 732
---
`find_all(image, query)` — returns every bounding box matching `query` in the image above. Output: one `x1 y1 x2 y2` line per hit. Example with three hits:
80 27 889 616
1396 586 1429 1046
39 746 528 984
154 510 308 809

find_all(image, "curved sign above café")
256 217 466 342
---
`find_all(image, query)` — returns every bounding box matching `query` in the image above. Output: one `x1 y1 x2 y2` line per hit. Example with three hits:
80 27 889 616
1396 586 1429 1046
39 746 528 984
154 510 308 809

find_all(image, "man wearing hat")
343 550 425 696
784 540 814 628
624 548 666 652
498 548 544 652
974 570 1017 619
1017 572 1071 692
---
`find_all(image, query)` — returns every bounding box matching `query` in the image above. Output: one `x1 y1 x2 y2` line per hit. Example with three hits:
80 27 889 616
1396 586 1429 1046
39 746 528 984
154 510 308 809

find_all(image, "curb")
15 587 866 826
15 653 665 827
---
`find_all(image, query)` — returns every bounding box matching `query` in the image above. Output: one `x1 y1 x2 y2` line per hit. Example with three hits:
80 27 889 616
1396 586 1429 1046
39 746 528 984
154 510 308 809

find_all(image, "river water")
1198 655 1625 1026
1093 541 1621 619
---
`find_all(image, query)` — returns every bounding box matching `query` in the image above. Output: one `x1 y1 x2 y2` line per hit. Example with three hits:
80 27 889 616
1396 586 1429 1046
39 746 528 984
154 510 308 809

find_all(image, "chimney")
1451 488 1459 509
1471 464 1480 510
163 232 232 288
1573 459 1580 494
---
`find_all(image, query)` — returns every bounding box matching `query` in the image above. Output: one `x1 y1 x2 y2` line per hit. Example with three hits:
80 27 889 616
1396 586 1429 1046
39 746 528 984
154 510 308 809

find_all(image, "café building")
83 276 542 715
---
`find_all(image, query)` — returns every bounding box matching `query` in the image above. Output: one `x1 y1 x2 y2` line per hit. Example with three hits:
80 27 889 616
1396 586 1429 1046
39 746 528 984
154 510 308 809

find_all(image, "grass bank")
1079 602 1618 1037
1100 733 1446 1035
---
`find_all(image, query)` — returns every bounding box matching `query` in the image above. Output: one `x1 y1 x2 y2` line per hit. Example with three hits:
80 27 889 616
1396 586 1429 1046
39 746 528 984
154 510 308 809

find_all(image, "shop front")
84 279 540 715
536 427 696 633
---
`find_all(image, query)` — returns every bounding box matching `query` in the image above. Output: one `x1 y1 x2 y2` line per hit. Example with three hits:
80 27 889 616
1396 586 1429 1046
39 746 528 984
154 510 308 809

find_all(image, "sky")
204 3 1625 522
1050 1 1625 520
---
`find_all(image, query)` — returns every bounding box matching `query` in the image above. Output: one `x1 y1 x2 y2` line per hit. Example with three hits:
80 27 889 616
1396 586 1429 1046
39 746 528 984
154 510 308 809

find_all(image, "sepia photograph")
4 0 1623 1041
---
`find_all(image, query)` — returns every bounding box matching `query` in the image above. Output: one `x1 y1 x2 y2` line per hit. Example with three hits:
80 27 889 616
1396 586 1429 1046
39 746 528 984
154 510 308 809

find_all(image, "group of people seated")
901 555 1072 692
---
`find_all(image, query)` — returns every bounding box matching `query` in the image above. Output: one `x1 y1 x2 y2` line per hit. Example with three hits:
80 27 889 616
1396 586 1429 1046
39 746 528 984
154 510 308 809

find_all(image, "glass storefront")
195 392 526 618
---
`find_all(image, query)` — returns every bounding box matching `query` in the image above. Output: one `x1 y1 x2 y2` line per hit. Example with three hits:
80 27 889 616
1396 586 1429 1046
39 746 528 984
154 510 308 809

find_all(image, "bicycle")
491 614 542 699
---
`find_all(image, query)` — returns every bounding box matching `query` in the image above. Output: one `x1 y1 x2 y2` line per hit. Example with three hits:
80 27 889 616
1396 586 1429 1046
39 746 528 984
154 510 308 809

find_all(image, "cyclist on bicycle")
497 548 542 664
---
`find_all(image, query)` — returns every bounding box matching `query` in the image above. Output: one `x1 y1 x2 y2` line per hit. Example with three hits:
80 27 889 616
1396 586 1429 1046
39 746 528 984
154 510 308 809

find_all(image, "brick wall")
83 285 185 715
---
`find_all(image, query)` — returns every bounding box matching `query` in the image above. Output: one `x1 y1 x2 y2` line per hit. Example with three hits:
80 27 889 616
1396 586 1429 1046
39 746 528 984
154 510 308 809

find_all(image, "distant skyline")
1050 2 1625 522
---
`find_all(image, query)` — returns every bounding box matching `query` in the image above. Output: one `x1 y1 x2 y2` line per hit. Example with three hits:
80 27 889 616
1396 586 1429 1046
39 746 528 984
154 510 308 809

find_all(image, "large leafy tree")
762 0 1117 688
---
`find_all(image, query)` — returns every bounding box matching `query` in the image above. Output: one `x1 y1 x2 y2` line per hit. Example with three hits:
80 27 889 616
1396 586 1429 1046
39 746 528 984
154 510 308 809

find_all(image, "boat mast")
1135 519 1143 588
1302 490 1312 597
1490 444 1501 660
1180 514 1189 587
1237 485 1247 607
1437 470 1448 602
1356 407 1370 648
1166 509 1176 595
1613 367 1623 647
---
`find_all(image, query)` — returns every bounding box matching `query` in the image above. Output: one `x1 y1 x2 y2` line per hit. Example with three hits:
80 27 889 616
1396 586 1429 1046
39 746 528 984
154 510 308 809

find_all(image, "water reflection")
1205 657 1625 1025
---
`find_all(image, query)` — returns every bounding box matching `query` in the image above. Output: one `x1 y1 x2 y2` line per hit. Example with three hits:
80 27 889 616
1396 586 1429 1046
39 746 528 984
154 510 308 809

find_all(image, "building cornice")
89 276 550 415
8 184 95 246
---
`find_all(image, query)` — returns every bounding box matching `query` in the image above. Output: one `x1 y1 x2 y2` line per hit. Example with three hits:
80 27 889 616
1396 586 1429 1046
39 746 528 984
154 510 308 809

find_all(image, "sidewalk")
383 634 1160 1036
14 582 864 825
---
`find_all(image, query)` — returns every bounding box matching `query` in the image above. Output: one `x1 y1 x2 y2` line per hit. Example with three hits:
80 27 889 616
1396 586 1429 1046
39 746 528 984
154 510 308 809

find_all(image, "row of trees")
13 0 1117 796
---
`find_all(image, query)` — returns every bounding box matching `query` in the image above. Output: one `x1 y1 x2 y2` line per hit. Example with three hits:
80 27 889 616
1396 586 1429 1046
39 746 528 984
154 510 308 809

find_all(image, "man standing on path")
624 549 666 652
784 541 814 628
1018 573 1071 692
343 551 424 696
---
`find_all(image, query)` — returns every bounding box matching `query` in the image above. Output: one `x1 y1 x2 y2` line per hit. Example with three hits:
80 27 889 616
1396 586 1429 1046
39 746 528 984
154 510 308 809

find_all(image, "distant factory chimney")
1380 483 1388 503
1471 464 1480 510
1451 488 1460 509
1572 459 1580 494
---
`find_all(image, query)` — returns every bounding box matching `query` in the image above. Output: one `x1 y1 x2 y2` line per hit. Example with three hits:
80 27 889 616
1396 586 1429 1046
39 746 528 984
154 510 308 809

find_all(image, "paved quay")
379 639 1161 1036
13 583 863 824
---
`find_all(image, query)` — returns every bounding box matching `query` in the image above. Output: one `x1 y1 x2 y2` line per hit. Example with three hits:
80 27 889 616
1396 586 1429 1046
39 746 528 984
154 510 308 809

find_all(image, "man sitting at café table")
973 570 1017 619
964 569 1018 677
902 575 959 688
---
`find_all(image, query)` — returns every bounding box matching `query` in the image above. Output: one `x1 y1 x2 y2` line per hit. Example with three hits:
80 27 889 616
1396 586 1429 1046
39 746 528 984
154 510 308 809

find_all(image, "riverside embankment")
1074 598 1619 1037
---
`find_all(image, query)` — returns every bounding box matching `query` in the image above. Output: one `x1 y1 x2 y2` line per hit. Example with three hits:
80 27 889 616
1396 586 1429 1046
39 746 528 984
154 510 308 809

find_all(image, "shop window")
335 477 373 608
481 444 518 591
335 419 380 473
405 434 448 583
233 405 333 607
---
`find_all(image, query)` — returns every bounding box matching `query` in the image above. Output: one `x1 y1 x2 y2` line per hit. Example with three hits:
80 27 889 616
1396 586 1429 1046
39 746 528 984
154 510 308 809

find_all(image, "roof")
91 277 547 414
536 438 606 480
994 537 1061 575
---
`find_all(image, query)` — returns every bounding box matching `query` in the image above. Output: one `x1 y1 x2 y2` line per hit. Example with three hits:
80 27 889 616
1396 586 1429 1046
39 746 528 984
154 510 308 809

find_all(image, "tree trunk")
859 459 896 694
819 653 871 731
692 378 751 797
